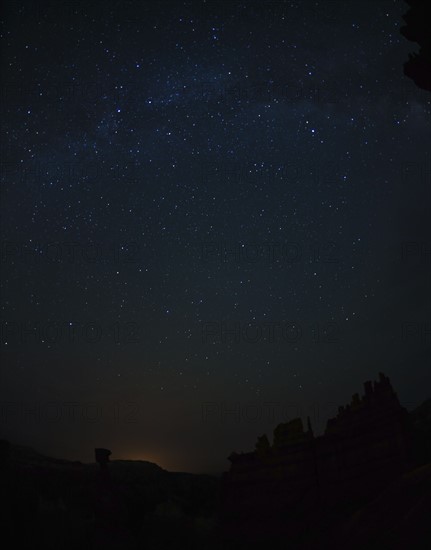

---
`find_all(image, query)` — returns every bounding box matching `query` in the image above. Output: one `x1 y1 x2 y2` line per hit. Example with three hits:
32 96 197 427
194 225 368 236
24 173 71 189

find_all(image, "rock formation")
221 373 414 544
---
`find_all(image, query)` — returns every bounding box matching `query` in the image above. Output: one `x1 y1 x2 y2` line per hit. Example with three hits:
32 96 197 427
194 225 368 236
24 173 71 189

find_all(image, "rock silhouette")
0 442 219 549
95 448 112 470
220 373 426 547
1 374 430 549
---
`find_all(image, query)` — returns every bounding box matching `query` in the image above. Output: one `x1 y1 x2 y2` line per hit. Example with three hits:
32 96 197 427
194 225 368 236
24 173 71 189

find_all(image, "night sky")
1 0 430 474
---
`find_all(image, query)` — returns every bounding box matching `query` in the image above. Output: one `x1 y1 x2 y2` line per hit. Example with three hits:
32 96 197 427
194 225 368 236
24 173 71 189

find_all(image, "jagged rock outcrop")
221 373 414 544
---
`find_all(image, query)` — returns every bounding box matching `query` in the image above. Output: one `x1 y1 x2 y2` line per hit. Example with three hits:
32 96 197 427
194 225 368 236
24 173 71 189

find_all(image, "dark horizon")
2 372 429 475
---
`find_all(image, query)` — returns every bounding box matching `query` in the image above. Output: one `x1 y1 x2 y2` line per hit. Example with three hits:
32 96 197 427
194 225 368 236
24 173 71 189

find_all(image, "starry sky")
1 0 430 474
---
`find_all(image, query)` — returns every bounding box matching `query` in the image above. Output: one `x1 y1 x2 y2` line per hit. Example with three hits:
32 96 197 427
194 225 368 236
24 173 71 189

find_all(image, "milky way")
1 0 430 472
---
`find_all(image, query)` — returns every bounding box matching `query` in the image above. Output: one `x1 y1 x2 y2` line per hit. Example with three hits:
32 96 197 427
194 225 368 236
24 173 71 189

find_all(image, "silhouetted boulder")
95 448 112 469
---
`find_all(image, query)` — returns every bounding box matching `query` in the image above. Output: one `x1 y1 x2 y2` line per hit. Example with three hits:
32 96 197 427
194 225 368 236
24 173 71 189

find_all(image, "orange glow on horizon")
113 451 170 469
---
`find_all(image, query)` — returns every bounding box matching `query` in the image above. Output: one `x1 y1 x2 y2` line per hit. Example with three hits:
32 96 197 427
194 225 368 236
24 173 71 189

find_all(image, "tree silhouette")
400 0 431 92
